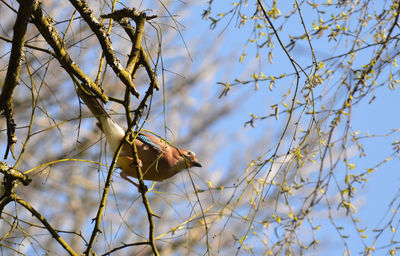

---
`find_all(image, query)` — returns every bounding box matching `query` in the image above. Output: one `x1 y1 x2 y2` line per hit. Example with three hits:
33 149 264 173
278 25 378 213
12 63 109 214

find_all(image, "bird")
77 88 202 188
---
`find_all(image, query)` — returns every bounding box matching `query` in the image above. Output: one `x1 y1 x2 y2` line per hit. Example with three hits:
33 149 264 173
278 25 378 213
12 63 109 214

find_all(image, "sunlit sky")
177 1 400 254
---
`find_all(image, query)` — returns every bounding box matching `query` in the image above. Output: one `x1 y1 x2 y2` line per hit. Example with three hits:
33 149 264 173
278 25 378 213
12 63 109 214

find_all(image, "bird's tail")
77 88 109 123
77 88 125 153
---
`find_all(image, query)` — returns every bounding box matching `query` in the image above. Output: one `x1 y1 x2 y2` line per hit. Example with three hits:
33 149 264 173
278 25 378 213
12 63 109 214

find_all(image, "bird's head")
180 150 202 168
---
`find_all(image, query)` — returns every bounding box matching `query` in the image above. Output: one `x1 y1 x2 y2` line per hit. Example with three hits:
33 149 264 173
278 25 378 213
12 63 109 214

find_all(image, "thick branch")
25 1 108 103
0 161 31 217
112 15 160 91
0 0 35 104
101 8 158 83
0 161 31 186
120 16 145 76
69 0 140 98
0 0 35 159
100 8 157 23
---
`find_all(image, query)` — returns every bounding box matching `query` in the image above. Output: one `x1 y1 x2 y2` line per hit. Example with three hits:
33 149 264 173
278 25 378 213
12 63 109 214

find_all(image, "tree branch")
13 194 79 256
101 8 158 87
0 161 31 187
103 10 160 90
101 241 151 256
84 123 129 255
69 0 140 98
0 0 35 159
25 0 109 103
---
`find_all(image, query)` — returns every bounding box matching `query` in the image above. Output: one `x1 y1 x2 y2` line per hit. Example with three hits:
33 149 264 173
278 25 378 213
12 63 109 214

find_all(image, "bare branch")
25 0 109 103
0 161 31 186
13 194 79 256
69 0 140 98
0 0 35 159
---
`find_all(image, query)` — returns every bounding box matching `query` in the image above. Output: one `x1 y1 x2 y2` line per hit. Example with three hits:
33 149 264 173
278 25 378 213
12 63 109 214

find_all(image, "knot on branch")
0 161 32 187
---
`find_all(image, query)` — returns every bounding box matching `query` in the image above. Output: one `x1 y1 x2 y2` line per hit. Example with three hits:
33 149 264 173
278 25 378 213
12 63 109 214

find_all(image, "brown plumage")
77 89 201 188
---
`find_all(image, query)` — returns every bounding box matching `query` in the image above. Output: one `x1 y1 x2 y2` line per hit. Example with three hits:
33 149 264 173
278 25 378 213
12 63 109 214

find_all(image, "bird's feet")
120 171 147 193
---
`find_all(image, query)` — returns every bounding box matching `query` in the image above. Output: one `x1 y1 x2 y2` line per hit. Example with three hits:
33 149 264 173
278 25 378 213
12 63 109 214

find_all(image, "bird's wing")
136 133 163 152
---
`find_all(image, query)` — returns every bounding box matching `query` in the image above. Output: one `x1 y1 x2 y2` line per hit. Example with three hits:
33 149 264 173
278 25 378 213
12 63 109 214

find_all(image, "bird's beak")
191 161 202 168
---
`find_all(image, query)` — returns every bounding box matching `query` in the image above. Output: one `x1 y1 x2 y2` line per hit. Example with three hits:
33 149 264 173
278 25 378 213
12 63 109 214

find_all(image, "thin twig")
0 35 55 57
13 194 79 256
84 116 126 256
101 241 151 256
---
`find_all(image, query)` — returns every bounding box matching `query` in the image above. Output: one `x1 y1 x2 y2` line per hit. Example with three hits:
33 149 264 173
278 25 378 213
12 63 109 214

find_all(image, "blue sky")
174 1 400 254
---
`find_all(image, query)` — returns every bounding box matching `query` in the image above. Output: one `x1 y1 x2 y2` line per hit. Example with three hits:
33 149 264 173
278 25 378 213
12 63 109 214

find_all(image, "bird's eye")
186 151 193 156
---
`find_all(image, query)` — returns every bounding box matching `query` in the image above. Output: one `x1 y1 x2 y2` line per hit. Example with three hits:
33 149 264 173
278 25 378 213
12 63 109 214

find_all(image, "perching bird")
77 89 202 188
